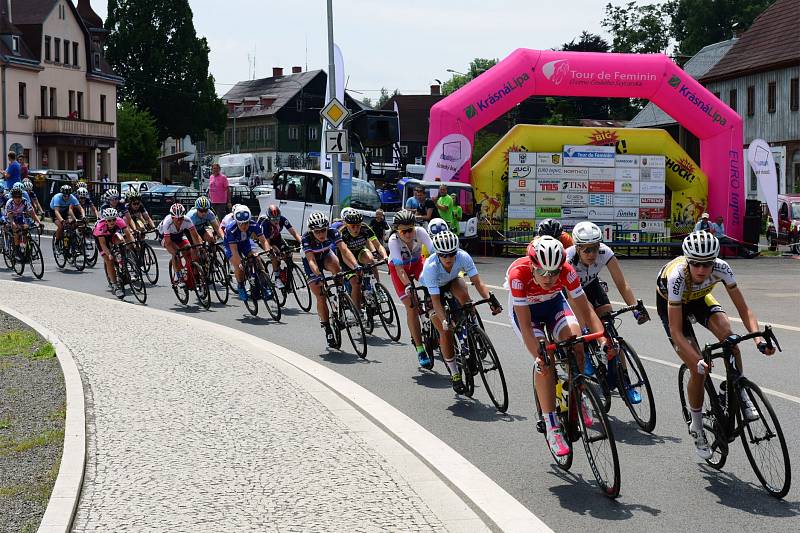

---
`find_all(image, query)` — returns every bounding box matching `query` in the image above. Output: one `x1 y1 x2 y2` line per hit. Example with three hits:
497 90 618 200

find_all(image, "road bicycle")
358 259 401 342
583 300 656 433
196 241 229 304
52 218 86 271
264 244 312 311
79 218 99 268
131 228 159 285
107 241 147 304
241 250 281 321
533 330 621 498
677 326 790 498
168 243 211 310
5 223 44 279
319 268 367 358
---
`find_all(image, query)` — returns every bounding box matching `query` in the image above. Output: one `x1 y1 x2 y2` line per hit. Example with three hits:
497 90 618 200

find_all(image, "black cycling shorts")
656 291 724 344
584 278 610 309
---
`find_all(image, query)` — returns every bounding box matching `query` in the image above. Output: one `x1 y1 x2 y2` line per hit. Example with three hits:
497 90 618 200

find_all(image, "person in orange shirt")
537 218 573 248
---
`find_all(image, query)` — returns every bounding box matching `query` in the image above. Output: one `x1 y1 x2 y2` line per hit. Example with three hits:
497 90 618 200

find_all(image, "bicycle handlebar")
702 325 781 359
538 330 606 367
604 299 646 320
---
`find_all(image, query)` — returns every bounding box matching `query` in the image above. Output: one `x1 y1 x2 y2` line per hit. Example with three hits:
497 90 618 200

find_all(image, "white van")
400 179 478 238
202 153 263 188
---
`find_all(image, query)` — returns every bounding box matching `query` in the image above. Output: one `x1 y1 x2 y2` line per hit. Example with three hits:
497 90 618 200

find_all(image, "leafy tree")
376 88 400 108
105 0 226 141
116 101 159 175
472 131 501 163
544 97 580 126
441 58 498 96
601 2 673 54
361 96 373 108
562 31 610 52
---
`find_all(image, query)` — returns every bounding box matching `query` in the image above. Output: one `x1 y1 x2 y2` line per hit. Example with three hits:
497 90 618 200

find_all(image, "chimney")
272 67 283 78
430 84 441 95
292 66 302 74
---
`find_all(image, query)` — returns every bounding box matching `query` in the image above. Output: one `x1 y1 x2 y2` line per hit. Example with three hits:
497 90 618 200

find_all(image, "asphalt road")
7 237 800 532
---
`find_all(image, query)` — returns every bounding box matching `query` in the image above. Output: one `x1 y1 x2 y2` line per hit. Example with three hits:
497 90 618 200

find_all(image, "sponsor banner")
560 179 589 193
508 177 537 192
589 193 614 207
508 152 536 166
589 180 614 193
615 207 640 220
640 181 666 194
561 167 589 178
562 192 588 207
562 206 589 218
639 195 666 207
536 152 562 166
588 167 615 181
639 207 666 219
619 221 640 231
507 219 536 233
639 155 666 168
509 164 535 179
614 167 640 181
615 180 640 194
536 166 565 179
614 194 640 207
615 155 640 168
507 205 535 219
639 220 666 232
588 206 616 220
534 192 561 206
535 206 562 219
509 192 536 206
562 145 616 167
640 166 667 181
535 178 561 192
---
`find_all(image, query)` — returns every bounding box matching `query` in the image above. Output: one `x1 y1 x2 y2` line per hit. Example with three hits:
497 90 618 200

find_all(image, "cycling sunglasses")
579 246 600 254
688 259 714 268
398 227 414 235
534 267 561 277
439 251 457 259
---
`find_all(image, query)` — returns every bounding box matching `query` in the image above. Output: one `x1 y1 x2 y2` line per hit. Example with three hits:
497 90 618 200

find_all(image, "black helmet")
343 210 363 224
537 218 563 238
60 184 72 196
393 209 416 228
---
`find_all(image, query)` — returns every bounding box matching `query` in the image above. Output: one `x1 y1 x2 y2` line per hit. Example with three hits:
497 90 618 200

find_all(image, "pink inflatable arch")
424 49 745 239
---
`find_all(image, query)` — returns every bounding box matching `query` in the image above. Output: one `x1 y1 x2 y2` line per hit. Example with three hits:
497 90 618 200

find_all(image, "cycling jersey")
126 202 149 218
100 200 128 216
158 214 195 244
78 198 94 209
656 256 736 305
505 257 584 305
261 216 293 242
301 228 341 257
388 227 434 266
50 193 79 210
223 219 262 246
565 243 614 286
92 217 127 237
0 194 9 212
340 224 377 255
4 198 33 222
187 207 217 231
420 250 478 295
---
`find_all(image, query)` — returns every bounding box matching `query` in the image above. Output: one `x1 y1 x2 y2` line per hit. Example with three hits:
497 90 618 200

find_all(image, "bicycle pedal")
535 420 546 434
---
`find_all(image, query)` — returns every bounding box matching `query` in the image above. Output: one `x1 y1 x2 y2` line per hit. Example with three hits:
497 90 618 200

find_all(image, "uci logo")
465 105 477 119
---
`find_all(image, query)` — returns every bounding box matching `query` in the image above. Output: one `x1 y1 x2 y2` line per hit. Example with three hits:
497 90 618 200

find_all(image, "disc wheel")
575 376 621 498
616 340 656 433
375 283 401 341
677 363 728 469
290 263 312 311
168 261 190 305
28 240 45 279
338 293 367 358
533 367 573 470
257 268 281 321
126 254 147 304
52 236 67 269
191 261 211 310
470 327 508 413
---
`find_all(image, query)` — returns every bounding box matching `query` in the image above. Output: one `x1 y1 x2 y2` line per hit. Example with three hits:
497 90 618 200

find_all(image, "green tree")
441 58 498 96
601 2 674 54
561 31 610 52
544 97 580 126
472 131 501 163
105 0 226 141
116 101 159 175
376 87 400 108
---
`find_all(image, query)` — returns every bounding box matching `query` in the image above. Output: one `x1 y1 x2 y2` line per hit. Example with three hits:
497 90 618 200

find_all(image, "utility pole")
326 0 340 217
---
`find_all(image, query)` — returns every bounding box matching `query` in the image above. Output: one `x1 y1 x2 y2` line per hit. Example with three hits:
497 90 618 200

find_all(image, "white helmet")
307 211 329 230
428 218 449 236
682 231 719 261
76 187 90 199
432 231 459 254
233 204 252 223
528 235 564 271
340 207 356 219
572 221 602 245
101 207 118 220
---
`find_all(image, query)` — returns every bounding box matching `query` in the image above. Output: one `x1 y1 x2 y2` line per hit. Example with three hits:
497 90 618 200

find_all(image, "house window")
308 127 318 141
18 83 26 117
54 38 61 62
288 126 299 140
296 98 303 112
77 92 84 119
791 78 799 111
40 86 47 116
399 145 408 155
72 42 79 67
255 126 261 141
729 89 737 112
64 40 70 66
49 87 57 116
747 86 755 116
100 95 106 122
768 82 776 113
93 53 100 70
11 36 19 54
68 90 75 114
44 36 51 61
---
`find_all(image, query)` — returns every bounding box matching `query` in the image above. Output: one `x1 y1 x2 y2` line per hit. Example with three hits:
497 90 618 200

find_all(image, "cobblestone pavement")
0 282 451 532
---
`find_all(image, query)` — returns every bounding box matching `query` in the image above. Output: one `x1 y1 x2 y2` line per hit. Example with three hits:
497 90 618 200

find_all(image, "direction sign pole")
326 0 340 218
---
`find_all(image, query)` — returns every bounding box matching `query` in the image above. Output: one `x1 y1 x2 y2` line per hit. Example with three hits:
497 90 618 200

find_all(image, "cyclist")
387 209 436 368
218 203 241 234
537 218 573 249
427 217 450 236
124 189 155 234
100 189 128 220
656 231 773 459
421 231 502 392
75 188 98 219
93 207 134 293
258 204 302 289
223 205 271 302
566 221 650 402
21 179 43 215
50 184 84 243
5 186 41 258
0 185 8 214
188 196 223 246
302 211 359 347
339 209 388 315
506 235 607 457
158 203 204 287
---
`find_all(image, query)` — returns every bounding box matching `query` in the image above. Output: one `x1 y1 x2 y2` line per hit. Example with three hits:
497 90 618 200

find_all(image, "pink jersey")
505 256 584 306
93 217 127 237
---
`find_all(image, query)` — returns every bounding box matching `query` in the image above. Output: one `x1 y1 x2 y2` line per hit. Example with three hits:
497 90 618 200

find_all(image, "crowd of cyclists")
0 183 788 499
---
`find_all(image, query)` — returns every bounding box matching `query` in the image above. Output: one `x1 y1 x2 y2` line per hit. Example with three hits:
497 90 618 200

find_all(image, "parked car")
140 185 199 220
119 180 162 195
766 193 800 247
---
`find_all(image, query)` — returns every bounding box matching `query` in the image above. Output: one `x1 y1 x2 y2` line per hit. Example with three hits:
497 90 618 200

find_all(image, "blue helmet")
195 196 211 210
234 205 251 223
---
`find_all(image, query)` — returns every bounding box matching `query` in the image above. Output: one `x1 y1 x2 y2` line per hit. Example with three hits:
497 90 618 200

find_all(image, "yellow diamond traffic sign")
320 98 349 128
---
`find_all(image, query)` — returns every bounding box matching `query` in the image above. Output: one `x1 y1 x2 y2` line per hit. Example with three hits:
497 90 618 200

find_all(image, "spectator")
405 185 435 222
712 215 726 238
451 193 462 229
370 209 390 244
3 151 21 189
18 155 28 182
435 183 458 233
694 212 712 232
101 172 110 191
208 163 231 216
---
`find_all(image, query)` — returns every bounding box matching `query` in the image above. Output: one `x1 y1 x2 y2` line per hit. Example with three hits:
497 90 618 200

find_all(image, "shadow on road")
700 465 800 516
411 371 450 390
608 415 682 446
446 396 527 422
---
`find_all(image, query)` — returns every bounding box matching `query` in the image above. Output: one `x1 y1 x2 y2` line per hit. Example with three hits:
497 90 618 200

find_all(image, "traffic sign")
325 129 349 154
320 98 349 128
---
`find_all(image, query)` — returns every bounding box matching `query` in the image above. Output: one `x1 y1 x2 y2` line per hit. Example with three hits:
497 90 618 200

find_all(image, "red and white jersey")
504 256 584 305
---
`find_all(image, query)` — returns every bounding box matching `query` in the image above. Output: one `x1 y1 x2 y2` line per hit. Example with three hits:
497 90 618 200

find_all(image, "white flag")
747 139 778 225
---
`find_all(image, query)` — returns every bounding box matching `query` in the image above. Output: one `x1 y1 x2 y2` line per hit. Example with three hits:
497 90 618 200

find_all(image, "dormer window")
11 36 19 54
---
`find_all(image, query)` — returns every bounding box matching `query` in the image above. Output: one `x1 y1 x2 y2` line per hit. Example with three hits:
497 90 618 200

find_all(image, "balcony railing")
35 116 115 138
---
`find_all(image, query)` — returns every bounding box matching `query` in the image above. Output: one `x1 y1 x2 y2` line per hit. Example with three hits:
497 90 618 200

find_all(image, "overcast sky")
92 0 624 99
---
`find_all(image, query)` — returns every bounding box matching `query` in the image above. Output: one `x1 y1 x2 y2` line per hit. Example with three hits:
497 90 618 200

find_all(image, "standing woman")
208 163 231 216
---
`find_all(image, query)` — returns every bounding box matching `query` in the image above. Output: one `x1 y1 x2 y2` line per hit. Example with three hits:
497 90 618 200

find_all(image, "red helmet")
267 204 280 220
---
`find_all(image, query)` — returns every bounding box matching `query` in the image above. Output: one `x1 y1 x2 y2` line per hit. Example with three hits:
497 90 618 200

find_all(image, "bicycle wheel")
470 327 508 413
52 236 67 268
141 243 159 285
12 241 26 276
28 240 44 279
2 235 12 269
584 342 611 414
257 268 281 321
457 341 475 398
168 261 190 305
375 283 401 341
338 293 367 358
677 364 728 469
617 340 656 433
72 234 86 271
329 313 343 350
265 261 288 307
244 274 259 316
191 261 211 310
85 235 98 268
574 375 621 498
290 263 312 311
533 367 573 470
363 302 375 334
737 378 791 498
126 255 147 304
421 318 438 368
209 253 229 304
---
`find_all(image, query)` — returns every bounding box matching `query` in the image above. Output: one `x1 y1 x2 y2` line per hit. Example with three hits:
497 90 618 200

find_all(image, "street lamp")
446 68 466 76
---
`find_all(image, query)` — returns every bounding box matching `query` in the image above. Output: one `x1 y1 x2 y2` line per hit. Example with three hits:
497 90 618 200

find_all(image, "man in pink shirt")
208 163 231 215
